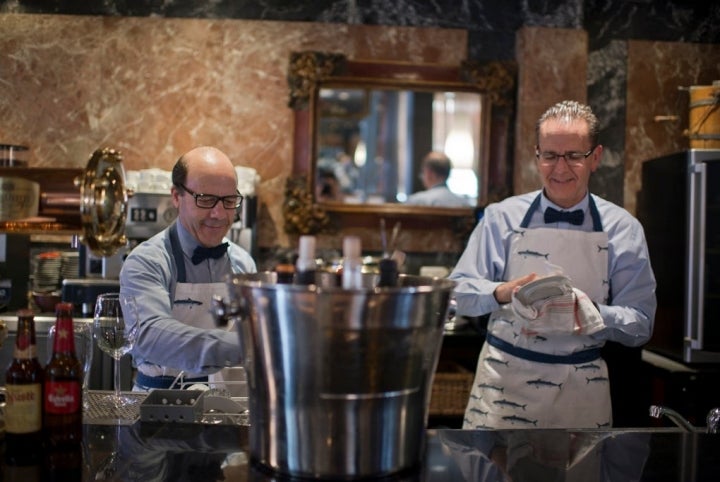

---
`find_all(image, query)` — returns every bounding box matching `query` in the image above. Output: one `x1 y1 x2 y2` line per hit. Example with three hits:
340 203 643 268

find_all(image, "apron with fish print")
463 194 612 429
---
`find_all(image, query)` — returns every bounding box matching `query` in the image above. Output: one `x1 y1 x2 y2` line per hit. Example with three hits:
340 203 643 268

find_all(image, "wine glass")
93 293 138 411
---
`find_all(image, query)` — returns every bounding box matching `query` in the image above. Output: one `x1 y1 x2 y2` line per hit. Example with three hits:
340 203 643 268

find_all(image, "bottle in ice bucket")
275 254 296 284
43 302 83 448
294 235 317 285
4 309 44 468
341 235 363 289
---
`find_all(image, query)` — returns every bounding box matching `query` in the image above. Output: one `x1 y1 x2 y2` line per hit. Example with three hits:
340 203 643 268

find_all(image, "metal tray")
139 389 206 423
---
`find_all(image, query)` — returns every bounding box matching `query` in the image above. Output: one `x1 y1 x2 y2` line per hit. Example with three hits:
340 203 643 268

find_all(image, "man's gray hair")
536 100 600 147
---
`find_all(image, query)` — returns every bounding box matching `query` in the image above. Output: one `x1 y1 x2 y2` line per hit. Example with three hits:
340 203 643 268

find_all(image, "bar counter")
3 417 719 480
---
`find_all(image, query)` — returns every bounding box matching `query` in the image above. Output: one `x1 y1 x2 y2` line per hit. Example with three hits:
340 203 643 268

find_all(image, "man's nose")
209 201 227 216
553 156 572 170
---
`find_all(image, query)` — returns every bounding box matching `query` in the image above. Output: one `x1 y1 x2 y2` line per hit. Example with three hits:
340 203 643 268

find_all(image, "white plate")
515 275 572 305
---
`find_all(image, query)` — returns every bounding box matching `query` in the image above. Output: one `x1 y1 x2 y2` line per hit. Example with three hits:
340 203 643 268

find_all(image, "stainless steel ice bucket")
224 272 455 479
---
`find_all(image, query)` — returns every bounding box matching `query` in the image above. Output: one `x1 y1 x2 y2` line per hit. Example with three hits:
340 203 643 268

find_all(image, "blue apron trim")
519 195 542 228
135 371 208 390
168 223 187 283
486 333 601 365
520 193 603 232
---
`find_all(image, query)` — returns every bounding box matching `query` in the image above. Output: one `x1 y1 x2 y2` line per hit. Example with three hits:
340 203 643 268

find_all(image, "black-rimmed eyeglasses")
535 146 596 167
177 183 244 209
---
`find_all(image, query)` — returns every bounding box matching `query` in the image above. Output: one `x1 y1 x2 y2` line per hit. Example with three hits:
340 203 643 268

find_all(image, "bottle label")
44 381 81 414
14 344 37 359
53 323 77 353
5 383 43 433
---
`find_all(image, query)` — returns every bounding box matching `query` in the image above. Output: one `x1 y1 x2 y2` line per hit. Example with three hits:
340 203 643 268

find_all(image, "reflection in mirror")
316 87 484 207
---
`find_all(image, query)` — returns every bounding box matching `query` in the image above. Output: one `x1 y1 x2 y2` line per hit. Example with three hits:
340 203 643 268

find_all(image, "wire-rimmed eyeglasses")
535 146 596 167
177 183 244 209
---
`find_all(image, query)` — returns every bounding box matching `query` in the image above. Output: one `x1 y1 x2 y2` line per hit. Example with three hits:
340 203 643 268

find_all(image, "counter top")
2 421 718 481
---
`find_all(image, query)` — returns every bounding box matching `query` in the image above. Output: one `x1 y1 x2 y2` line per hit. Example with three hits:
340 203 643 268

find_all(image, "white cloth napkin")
511 284 605 335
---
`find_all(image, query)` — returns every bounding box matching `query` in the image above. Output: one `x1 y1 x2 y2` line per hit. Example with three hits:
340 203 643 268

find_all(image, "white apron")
171 281 244 395
463 194 612 429
134 224 244 393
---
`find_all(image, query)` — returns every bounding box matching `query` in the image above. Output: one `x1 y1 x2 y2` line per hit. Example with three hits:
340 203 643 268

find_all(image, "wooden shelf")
0 220 79 237
1 167 83 236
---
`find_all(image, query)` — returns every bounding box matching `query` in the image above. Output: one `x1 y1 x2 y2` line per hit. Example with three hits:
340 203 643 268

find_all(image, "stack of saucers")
61 251 80 282
33 251 62 293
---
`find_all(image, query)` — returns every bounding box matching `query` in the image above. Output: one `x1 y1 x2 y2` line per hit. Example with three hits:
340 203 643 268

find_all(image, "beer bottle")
4 309 44 467
43 302 83 448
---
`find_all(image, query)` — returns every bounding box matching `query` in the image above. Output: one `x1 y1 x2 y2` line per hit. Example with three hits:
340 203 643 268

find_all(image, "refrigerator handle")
687 162 706 350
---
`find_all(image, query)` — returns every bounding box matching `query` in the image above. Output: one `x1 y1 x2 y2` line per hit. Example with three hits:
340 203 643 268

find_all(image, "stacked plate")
61 251 80 281
514 274 572 306
33 251 62 292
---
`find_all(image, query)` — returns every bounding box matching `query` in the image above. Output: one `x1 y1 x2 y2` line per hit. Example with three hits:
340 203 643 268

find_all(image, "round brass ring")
78 147 128 256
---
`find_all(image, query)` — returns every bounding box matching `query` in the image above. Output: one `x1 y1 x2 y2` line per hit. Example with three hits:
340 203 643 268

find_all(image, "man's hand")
493 272 538 304
511 286 605 336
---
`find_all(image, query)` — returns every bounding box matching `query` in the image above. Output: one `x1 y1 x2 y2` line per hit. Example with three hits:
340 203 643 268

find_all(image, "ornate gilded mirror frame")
285 51 516 236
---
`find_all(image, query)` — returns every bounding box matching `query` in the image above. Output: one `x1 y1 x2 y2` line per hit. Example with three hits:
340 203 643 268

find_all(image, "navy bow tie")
191 242 229 265
544 207 584 226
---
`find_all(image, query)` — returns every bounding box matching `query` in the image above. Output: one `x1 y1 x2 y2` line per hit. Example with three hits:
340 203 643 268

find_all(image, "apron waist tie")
486 333 601 364
135 371 208 390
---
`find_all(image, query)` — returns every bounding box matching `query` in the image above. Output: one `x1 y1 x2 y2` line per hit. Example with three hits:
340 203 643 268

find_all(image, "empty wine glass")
93 293 138 411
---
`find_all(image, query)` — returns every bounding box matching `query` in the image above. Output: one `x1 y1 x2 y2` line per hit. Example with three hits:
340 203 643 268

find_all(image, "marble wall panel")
587 39 627 206
0 13 466 250
624 40 720 215
514 26 588 195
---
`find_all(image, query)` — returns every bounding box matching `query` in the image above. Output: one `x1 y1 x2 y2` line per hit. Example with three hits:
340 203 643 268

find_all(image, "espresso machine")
229 194 258 260
229 165 259 260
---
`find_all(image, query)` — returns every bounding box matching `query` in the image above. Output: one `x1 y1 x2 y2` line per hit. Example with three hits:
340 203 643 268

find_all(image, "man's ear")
171 185 181 208
590 145 603 172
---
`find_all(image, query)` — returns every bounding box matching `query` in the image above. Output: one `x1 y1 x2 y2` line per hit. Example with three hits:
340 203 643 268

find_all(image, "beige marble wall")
514 27 589 195
0 13 466 251
625 40 720 214
4 14 716 256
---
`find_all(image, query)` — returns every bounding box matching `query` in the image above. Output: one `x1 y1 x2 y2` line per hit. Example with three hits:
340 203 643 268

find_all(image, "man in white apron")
450 100 656 429
120 146 256 391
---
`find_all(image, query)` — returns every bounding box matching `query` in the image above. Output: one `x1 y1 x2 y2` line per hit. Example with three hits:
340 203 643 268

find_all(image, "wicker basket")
429 361 474 416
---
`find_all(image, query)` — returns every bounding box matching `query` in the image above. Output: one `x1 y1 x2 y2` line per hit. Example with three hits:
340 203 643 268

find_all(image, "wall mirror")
316 87 484 206
286 51 516 235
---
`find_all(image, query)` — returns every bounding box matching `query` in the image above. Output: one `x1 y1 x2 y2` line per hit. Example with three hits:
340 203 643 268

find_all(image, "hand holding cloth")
511 276 604 335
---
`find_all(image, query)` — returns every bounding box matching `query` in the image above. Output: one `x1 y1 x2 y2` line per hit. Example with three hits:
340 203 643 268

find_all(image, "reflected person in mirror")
405 151 470 207
316 166 344 202
120 146 256 391
449 101 656 429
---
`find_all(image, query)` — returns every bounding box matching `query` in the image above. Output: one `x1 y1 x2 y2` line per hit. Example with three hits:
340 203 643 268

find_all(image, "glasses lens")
221 196 242 209
196 195 220 208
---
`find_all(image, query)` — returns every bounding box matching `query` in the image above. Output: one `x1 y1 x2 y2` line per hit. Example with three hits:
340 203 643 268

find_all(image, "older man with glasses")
120 146 256 391
450 100 656 429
